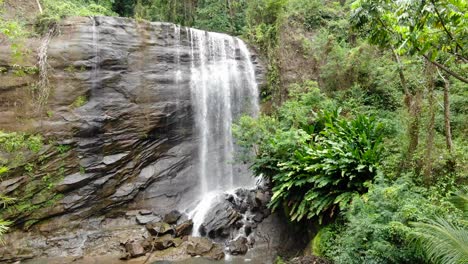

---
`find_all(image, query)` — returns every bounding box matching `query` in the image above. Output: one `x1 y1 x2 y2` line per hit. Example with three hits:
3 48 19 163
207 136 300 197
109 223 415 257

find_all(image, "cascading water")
91 17 100 96
36 27 54 112
184 28 260 236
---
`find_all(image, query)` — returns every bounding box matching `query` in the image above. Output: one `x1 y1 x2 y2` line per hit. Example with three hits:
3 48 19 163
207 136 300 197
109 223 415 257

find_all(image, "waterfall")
91 17 100 96
174 25 182 86
185 28 260 236
36 27 54 112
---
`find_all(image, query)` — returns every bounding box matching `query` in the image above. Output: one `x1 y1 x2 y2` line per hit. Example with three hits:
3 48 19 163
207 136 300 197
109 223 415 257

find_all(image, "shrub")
35 0 116 34
321 177 463 264
270 109 384 221
235 86 385 222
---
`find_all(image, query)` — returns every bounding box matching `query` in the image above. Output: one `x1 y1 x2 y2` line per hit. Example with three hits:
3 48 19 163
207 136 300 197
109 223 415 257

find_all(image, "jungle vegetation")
0 0 466 263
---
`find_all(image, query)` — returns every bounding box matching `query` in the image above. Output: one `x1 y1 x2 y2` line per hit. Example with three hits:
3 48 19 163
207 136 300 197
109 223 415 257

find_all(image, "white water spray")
37 26 54 112
185 28 260 235
91 17 100 96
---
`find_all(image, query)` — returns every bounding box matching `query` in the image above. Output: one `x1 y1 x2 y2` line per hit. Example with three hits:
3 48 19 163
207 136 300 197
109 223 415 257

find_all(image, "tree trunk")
423 63 436 182
391 50 421 171
439 71 453 153
407 91 422 159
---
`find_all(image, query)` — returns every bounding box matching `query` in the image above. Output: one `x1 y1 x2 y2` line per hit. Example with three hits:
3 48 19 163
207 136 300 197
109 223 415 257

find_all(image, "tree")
351 0 467 83
350 0 466 173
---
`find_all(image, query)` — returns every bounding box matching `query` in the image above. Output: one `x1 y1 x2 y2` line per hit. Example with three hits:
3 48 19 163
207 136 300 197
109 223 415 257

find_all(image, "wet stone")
175 219 193 237
146 221 173 236
163 210 182 224
227 236 248 255
136 214 161 225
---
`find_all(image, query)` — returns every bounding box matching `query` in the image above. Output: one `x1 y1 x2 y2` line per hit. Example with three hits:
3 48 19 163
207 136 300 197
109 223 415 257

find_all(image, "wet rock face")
0 16 270 262
0 16 264 225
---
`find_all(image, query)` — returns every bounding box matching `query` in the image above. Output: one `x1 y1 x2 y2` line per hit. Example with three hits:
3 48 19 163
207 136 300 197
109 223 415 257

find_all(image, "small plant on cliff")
0 195 14 243
71 95 88 108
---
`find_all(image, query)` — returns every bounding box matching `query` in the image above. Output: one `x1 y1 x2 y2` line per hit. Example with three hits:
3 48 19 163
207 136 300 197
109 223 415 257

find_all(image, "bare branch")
422 54 468 84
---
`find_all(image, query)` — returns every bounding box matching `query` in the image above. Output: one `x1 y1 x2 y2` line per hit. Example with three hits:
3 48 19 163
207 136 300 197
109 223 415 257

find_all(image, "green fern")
0 195 13 244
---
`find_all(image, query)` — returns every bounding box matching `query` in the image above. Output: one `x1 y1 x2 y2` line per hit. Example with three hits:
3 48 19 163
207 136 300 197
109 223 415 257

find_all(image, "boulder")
186 237 213 256
205 243 225 261
124 240 145 258
227 236 248 255
136 214 162 225
174 220 193 237
153 234 182 250
199 199 241 239
186 237 224 260
163 210 182 224
146 222 173 236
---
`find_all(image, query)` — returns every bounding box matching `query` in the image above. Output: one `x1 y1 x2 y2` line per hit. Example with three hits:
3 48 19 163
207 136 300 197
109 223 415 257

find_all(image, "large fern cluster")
234 87 384 222
269 109 384 221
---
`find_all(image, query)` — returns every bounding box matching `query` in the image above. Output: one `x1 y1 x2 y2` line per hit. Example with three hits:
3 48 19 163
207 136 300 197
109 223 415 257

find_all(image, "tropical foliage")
411 188 468 264
351 0 467 83
0 0 466 262
235 84 385 221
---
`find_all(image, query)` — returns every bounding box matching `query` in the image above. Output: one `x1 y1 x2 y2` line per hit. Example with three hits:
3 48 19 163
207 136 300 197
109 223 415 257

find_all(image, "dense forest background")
1 0 467 263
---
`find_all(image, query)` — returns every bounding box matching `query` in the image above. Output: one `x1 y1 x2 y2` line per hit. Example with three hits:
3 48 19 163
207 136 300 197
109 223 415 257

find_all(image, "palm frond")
449 187 468 218
412 217 468 264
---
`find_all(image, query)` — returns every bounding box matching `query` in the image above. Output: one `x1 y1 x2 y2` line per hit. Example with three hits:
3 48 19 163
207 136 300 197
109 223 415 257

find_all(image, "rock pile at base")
121 210 224 260
197 187 273 255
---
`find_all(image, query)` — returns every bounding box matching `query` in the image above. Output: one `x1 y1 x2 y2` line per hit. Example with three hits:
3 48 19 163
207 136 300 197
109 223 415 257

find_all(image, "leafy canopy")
351 0 468 83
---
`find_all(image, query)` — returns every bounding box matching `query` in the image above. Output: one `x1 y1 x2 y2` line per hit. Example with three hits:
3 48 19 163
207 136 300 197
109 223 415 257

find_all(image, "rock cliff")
0 16 306 262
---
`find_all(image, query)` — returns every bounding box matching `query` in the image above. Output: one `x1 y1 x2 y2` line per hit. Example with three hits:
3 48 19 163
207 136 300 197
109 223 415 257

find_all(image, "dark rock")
186 236 224 260
174 219 193 237
139 209 152 215
255 190 271 206
124 240 145 258
205 243 225 261
0 176 25 194
56 173 96 192
199 199 242 239
253 213 264 223
146 221 173 236
163 210 182 224
227 236 248 255
153 234 181 250
244 225 252 236
186 237 213 256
